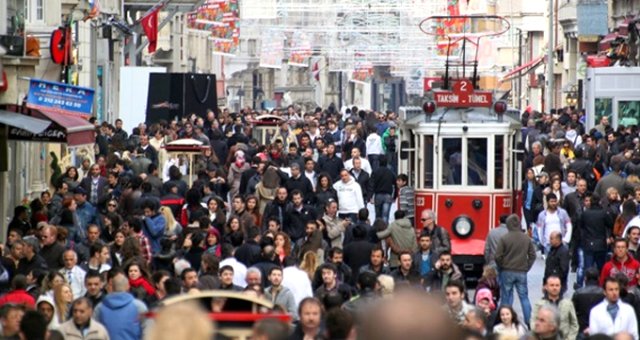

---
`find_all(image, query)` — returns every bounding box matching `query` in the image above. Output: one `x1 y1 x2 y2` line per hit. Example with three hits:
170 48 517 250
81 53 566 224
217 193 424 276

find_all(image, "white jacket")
589 299 638 339
333 177 365 214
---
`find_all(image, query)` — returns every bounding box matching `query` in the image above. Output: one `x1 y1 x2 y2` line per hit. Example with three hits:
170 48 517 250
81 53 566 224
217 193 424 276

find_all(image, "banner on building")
26 79 94 116
187 0 240 56
259 30 284 69
577 1 608 37
288 32 312 67
351 53 373 83
405 68 424 96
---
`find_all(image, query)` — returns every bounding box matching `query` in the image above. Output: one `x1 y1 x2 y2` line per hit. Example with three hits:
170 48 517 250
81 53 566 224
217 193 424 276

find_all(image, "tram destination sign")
434 80 493 108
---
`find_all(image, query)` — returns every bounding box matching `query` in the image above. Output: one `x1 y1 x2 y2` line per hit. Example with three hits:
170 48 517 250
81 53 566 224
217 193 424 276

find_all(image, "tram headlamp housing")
452 215 474 239
423 101 436 115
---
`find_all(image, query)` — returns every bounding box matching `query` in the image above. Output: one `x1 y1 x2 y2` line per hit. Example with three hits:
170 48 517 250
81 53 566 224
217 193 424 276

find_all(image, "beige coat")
58 319 110 340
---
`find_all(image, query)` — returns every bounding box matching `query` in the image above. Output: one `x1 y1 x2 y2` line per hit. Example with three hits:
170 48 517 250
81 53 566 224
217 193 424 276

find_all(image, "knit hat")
505 214 520 231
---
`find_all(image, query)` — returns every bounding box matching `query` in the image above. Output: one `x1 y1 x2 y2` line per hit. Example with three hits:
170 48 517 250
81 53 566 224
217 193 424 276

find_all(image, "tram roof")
404 107 521 128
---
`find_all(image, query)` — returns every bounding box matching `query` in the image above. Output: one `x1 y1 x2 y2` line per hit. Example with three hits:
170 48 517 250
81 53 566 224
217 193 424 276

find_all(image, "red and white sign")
423 77 441 91
434 80 493 108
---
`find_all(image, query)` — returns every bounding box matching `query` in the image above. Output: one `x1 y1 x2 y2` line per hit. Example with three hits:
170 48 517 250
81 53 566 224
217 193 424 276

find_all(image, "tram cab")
249 114 286 145
398 82 522 285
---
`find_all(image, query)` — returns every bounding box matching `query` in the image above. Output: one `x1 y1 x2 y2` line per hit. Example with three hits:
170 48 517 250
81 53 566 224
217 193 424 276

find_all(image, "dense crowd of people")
0 105 638 340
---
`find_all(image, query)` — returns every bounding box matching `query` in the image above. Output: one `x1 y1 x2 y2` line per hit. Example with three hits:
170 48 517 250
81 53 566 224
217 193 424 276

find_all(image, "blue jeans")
582 249 607 285
499 270 532 324
374 193 392 222
576 248 586 287
368 154 381 173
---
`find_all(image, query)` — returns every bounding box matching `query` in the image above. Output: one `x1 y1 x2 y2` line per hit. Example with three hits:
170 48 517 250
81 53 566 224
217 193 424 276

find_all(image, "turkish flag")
141 8 159 53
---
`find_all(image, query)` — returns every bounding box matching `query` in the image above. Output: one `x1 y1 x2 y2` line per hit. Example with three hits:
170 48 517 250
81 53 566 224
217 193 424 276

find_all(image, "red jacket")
0 289 35 309
599 255 640 287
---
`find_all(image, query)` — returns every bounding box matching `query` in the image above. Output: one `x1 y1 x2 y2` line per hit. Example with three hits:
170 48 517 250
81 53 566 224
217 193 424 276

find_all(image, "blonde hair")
299 251 319 281
144 302 214 340
53 284 72 323
160 206 179 234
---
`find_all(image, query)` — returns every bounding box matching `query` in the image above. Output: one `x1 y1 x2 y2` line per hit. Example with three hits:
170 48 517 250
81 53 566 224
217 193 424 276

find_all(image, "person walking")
495 214 536 324
589 277 638 338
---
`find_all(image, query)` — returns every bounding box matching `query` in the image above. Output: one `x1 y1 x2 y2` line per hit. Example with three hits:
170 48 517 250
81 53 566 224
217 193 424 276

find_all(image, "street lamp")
566 92 577 107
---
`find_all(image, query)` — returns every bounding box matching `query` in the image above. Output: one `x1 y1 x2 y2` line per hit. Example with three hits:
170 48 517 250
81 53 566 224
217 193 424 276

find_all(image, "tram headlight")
452 215 474 239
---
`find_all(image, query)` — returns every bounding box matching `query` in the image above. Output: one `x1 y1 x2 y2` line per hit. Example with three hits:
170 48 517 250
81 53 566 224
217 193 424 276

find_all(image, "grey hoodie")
377 218 418 267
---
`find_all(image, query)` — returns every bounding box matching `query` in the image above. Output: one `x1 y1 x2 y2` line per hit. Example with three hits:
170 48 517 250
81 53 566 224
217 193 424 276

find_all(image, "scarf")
129 277 156 296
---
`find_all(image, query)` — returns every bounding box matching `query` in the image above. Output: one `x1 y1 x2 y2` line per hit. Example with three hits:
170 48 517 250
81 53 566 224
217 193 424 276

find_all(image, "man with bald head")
544 231 570 293
94 271 148 340
39 225 65 270
60 250 86 299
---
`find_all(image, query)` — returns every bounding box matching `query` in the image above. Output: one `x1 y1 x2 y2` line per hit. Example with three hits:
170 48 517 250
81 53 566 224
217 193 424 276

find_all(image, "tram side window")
467 138 487 186
495 135 504 189
442 138 462 185
424 136 434 188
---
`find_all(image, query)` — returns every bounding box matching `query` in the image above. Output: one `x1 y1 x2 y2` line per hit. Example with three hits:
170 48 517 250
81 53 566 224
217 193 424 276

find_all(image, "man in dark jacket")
16 236 48 277
285 190 316 243
343 225 374 282
235 227 262 267
368 157 396 223
262 187 291 230
571 267 603 335
317 144 344 182
285 164 314 204
495 214 536 324
577 193 612 287
420 210 451 259
544 231 570 294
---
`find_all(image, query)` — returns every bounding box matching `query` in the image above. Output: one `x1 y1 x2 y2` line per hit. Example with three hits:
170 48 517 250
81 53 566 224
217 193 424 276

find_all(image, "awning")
0 110 51 134
31 110 95 146
500 56 545 82
0 104 95 146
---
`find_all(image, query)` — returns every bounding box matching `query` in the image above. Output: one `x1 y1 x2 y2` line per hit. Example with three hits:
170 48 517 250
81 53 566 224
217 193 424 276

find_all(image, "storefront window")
467 138 487 186
618 100 640 128
442 138 462 185
594 98 612 127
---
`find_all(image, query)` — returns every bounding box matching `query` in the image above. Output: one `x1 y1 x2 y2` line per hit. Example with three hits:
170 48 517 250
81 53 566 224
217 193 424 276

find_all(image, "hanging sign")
434 80 492 108
26 79 94 116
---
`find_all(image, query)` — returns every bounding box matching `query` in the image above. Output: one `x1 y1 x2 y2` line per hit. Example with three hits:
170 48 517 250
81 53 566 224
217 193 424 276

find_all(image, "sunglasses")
108 204 117 207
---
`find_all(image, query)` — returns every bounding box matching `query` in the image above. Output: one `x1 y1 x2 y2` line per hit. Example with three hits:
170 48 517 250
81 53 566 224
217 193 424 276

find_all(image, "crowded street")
2 0 640 340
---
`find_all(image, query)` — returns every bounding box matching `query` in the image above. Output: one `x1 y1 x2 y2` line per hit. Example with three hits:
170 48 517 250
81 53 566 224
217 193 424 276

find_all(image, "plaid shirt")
136 231 152 264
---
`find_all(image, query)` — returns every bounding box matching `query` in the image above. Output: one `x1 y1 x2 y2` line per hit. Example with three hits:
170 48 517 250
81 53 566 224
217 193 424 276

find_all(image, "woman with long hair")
615 198 637 237
125 260 156 302
40 272 66 298
299 251 319 281
274 231 292 264
492 305 527 337
522 167 540 231
315 173 338 208
101 212 122 244
245 195 262 227
207 197 227 230
121 236 144 265
61 166 80 191
223 217 243 241
110 229 127 268
160 206 182 240
53 283 73 324
543 177 564 209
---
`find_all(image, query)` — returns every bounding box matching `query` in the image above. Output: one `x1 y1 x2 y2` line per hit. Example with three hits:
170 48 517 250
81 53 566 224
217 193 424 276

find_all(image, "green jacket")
530 298 579 340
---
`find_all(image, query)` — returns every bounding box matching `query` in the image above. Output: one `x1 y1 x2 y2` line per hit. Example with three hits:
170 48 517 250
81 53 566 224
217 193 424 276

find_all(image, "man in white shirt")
282 261 313 307
344 148 372 175
60 250 87 299
536 193 572 255
365 130 384 172
220 244 248 288
589 277 638 339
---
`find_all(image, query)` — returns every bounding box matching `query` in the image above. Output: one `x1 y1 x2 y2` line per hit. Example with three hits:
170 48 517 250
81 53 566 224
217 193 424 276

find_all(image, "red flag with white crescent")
141 8 159 53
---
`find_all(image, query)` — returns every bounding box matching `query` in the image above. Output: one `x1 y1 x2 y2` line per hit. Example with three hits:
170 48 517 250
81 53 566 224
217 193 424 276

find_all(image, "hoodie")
95 292 147 340
333 177 365 214
495 214 537 272
377 218 418 267
599 255 640 287
36 295 59 330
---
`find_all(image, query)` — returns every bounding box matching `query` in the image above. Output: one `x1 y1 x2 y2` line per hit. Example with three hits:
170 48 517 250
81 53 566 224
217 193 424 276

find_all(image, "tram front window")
467 138 487 186
443 138 462 185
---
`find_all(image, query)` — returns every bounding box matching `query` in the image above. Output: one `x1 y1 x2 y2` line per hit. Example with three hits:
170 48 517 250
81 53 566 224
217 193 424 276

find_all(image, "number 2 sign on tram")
434 80 493 108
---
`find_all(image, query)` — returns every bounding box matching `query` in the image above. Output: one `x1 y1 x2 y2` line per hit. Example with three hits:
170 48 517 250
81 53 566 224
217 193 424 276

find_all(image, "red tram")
398 15 523 285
